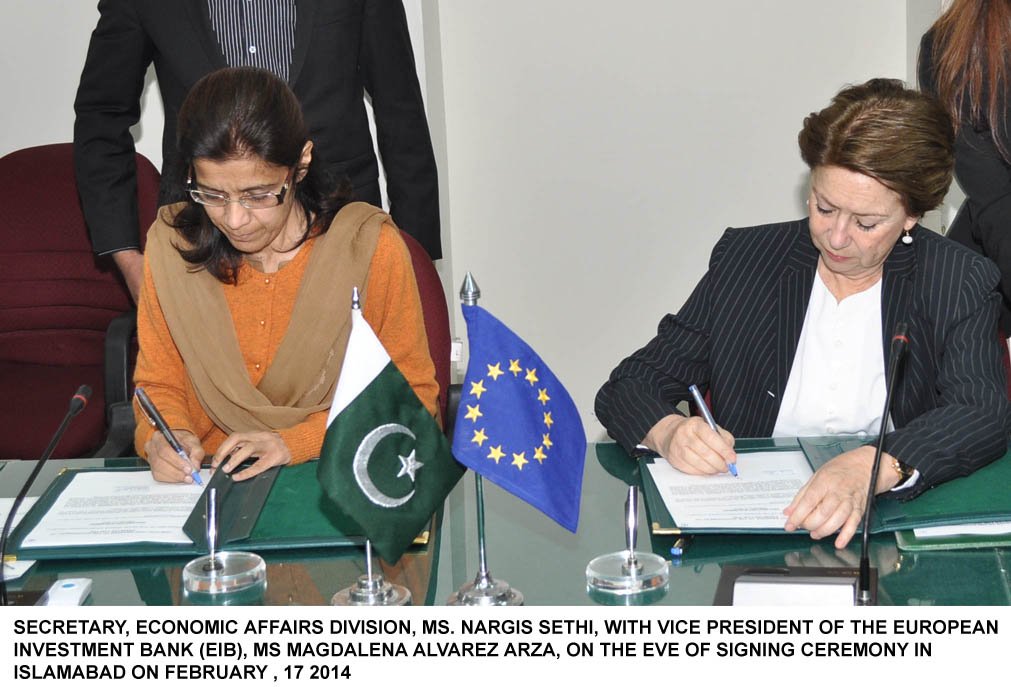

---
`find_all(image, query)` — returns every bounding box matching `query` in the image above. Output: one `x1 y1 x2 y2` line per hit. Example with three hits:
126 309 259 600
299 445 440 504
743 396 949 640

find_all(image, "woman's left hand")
213 430 292 481
783 445 901 549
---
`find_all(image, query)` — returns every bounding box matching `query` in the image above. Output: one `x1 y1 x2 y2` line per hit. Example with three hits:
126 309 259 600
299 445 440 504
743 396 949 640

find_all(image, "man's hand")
112 249 144 302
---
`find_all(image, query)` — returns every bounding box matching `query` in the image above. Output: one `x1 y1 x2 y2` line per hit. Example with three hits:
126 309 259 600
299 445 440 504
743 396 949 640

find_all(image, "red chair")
399 230 451 427
0 143 160 459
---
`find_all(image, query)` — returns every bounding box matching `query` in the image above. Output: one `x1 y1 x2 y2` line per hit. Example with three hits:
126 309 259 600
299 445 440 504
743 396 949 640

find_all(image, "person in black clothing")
74 0 441 300
918 0 1011 333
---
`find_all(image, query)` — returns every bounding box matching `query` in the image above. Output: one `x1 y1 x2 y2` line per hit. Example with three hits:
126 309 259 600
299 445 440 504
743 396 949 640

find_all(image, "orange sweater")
133 224 437 463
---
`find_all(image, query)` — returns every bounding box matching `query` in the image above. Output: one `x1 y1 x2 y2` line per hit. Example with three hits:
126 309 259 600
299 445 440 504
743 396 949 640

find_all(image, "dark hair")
170 66 351 283
921 0 1011 161
798 78 954 217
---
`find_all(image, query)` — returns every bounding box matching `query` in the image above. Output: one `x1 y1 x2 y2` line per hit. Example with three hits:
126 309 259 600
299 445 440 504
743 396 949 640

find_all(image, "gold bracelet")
891 457 914 486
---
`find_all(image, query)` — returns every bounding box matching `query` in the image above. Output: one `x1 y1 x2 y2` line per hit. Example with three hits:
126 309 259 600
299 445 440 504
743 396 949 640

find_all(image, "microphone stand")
0 385 91 606
857 323 909 605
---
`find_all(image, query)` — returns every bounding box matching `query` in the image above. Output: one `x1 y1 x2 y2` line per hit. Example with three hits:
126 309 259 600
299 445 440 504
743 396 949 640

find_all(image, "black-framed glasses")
186 168 292 209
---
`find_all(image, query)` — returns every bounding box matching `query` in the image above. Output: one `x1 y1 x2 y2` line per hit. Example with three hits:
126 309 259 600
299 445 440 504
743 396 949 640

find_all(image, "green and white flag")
317 300 464 563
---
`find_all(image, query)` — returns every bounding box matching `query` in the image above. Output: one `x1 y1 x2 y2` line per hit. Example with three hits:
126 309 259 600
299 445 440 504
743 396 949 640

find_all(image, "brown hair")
798 78 954 217
923 0 1011 160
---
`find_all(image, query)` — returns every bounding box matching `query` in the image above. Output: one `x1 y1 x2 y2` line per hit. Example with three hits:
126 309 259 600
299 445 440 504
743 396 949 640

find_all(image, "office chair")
398 230 454 430
0 143 160 459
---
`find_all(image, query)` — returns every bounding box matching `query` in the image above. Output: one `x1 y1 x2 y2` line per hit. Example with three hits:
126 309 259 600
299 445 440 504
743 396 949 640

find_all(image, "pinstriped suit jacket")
595 219 1011 498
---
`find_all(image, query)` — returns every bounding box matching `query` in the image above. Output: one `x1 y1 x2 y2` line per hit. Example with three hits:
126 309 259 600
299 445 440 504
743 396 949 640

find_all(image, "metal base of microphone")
447 571 524 606
331 572 412 606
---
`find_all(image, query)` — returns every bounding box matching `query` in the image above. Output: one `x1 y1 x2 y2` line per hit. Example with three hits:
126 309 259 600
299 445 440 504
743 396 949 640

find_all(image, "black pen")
134 387 204 486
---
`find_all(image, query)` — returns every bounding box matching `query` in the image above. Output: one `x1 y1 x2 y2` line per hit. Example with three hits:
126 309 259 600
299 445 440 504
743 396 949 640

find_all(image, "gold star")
543 411 554 428
511 452 528 470
471 428 488 447
486 362 504 381
537 388 550 405
488 445 505 463
509 359 522 376
464 404 483 422
542 433 553 448
525 368 539 385
470 379 487 399
534 446 547 463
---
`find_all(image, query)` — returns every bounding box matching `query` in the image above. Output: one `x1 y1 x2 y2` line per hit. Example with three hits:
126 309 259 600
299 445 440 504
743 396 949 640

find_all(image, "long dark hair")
170 66 351 283
923 0 1011 161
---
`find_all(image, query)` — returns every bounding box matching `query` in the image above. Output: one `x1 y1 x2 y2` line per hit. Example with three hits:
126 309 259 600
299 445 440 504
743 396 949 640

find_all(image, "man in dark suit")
74 0 441 300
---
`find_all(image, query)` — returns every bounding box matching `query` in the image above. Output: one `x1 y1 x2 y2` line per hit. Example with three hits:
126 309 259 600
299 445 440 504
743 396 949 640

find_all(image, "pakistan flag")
317 299 464 563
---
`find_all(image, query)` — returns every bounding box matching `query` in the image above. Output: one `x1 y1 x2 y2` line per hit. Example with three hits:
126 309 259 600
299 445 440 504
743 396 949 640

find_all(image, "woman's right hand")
644 413 737 475
144 429 205 484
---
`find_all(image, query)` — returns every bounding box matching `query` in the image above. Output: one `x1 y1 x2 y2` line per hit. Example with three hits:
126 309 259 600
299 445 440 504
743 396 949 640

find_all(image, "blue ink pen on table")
134 387 204 486
687 384 738 477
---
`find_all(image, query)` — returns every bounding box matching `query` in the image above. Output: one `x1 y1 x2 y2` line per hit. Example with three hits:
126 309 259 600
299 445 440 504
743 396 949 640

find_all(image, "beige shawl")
146 201 387 432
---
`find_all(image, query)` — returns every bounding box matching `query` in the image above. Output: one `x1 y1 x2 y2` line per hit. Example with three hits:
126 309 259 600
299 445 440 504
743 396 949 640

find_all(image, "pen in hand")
688 384 738 477
134 387 204 486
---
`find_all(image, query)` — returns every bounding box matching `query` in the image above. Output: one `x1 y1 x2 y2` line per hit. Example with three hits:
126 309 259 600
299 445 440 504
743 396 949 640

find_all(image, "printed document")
646 451 812 529
19 470 209 548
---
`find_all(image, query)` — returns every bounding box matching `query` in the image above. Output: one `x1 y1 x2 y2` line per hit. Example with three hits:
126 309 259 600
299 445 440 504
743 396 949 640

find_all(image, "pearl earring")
901 229 913 245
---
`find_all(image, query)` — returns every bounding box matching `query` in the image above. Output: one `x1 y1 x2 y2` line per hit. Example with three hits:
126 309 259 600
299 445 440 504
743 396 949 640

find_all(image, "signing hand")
644 413 737 475
784 445 901 549
144 429 204 484
213 430 292 481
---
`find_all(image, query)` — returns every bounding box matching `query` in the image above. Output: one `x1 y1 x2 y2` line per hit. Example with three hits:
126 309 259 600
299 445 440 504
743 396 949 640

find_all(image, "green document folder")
620 437 1011 537
8 461 431 561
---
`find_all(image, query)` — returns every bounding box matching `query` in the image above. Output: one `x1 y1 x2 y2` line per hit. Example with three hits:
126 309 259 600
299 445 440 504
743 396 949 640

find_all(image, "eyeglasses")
186 169 292 209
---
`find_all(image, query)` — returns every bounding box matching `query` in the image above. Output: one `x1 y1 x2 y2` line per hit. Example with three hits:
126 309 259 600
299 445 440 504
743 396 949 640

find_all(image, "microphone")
857 322 910 605
0 385 92 606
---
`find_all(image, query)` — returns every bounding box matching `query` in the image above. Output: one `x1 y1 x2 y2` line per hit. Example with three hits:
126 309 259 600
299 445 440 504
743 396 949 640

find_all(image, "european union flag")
451 304 586 531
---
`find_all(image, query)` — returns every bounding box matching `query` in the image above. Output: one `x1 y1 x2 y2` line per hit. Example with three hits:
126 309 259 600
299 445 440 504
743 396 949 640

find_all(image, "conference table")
3 444 1010 605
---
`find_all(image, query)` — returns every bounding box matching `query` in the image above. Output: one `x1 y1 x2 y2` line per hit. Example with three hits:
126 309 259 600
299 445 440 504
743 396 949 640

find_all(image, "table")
4 447 1010 605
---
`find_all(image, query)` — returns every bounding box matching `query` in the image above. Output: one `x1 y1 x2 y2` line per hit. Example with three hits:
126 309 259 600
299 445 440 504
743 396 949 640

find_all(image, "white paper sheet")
20 470 209 549
2 496 39 580
646 451 812 529
913 521 1011 539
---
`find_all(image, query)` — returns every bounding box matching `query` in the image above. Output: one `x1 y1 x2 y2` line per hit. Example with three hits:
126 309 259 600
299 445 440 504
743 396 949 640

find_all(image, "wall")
0 1 945 440
428 0 921 439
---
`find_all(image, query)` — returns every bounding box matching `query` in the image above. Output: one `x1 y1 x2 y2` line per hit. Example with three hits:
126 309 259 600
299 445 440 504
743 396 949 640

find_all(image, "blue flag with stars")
451 304 585 531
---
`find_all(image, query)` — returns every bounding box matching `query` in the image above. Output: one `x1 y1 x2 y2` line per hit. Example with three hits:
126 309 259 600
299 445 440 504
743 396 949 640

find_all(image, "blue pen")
688 384 738 477
134 387 204 486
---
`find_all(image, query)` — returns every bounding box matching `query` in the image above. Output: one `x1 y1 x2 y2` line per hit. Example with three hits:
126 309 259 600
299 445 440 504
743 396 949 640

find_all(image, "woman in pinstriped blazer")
596 79 1011 550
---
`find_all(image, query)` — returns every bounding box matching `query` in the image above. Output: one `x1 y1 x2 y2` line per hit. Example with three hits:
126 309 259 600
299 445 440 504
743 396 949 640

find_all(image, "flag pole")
448 273 523 606
330 288 411 606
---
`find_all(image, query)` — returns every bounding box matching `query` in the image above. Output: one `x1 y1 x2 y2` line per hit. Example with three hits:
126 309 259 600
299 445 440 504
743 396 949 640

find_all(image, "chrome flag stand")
447 273 523 606
332 539 411 606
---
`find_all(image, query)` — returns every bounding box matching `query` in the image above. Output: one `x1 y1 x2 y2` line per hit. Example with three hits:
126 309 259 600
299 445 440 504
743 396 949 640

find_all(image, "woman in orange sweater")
134 67 437 483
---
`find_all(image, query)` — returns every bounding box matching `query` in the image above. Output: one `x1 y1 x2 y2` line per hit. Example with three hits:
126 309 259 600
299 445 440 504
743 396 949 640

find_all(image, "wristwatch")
891 457 914 487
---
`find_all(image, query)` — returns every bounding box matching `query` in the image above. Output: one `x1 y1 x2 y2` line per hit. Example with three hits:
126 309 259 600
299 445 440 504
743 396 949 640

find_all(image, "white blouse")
773 271 889 438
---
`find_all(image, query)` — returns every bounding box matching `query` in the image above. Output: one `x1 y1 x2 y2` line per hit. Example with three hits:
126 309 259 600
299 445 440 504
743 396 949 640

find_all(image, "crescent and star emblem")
352 423 424 508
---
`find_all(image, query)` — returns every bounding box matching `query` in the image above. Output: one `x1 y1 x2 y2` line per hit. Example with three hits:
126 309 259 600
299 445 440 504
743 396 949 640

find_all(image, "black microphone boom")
857 323 910 605
0 385 92 606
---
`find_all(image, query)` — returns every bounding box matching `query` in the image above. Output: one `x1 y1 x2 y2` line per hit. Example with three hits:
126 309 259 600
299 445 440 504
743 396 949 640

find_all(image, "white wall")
428 0 926 439
1 0 947 441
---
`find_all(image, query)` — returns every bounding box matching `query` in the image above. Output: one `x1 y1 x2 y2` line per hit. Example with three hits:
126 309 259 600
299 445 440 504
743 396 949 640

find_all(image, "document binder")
618 437 1011 537
8 461 432 560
